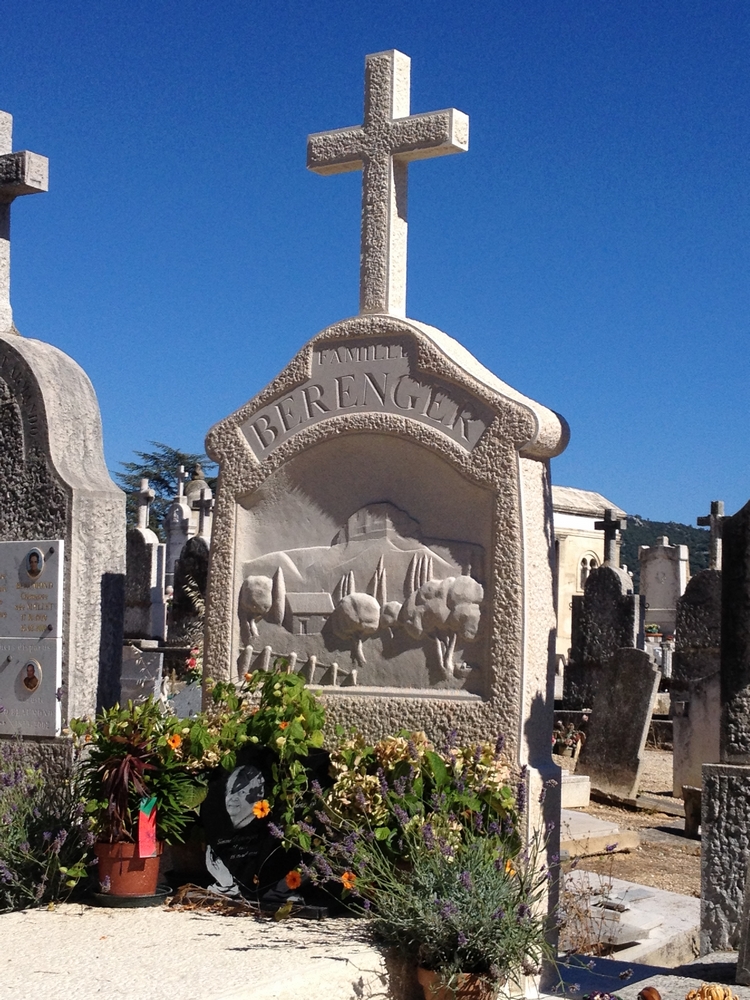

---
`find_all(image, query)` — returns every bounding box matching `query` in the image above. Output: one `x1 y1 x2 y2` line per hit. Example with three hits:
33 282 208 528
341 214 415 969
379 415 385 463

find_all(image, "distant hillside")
620 516 710 591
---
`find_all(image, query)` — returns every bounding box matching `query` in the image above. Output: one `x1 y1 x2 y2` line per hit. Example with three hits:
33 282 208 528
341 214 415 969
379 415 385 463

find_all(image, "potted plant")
70 699 205 897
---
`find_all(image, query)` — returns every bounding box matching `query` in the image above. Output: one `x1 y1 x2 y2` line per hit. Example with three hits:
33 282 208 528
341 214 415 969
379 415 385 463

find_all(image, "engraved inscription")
242 339 490 458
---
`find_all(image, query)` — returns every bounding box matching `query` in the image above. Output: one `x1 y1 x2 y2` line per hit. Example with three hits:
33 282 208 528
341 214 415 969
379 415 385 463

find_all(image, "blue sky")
3 0 749 523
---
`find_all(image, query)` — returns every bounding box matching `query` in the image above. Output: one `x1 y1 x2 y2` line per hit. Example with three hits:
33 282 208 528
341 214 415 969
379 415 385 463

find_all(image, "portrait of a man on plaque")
22 661 41 692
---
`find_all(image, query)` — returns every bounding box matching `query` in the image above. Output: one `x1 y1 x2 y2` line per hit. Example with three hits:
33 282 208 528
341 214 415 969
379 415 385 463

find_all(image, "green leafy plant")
0 739 93 912
365 823 553 995
70 699 205 845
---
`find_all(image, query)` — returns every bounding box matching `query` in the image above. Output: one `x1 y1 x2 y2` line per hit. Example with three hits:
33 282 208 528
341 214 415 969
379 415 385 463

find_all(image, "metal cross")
594 508 627 566
136 478 155 531
307 50 469 318
0 112 49 335
697 499 724 571
191 488 213 538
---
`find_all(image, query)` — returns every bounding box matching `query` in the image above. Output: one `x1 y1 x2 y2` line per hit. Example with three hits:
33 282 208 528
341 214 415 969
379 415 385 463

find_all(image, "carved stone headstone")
576 648 660 800
163 465 213 587
0 110 125 727
638 535 689 635
671 568 721 796
204 52 569 842
124 479 167 641
565 565 644 709
702 498 750 952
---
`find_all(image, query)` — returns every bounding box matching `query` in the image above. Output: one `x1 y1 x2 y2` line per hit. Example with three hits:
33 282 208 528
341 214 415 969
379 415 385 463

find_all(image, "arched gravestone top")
0 331 125 722
204 312 568 753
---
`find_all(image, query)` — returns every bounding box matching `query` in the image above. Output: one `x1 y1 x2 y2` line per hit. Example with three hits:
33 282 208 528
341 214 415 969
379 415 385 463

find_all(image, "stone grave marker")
671 507 722 796
575 647 660 800
702 497 750 951
564 510 645 708
0 110 125 728
203 50 569 835
124 478 167 641
638 535 689 635
163 464 213 588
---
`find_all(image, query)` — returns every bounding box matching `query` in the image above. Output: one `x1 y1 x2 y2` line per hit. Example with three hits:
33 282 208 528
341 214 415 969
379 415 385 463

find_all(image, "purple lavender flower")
443 729 458 752
376 767 389 798
494 733 506 756
100 875 111 893
393 776 407 796
422 823 435 850
605 842 618 853
51 829 68 854
516 765 528 815
311 779 323 796
491 907 505 920
457 931 468 946
0 862 13 884
42 831 52 842
19 841 29 853
298 820 315 836
438 899 458 919
459 870 472 890
268 822 284 839
363 899 371 911
392 804 409 827
517 903 531 921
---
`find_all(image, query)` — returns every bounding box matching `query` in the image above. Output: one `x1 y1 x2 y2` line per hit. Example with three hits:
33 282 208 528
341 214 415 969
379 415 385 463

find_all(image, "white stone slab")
561 773 591 809
0 539 64 638
0 636 61 735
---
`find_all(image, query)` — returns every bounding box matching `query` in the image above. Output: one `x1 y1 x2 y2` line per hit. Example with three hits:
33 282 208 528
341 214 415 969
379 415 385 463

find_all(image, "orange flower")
505 859 516 877
167 733 182 749
285 870 302 890
243 672 253 681
278 721 289 730
253 799 270 819
341 871 357 891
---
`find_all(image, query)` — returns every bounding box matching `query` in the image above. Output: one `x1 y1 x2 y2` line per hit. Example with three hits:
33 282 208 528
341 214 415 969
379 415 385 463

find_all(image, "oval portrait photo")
22 660 42 692
25 549 44 580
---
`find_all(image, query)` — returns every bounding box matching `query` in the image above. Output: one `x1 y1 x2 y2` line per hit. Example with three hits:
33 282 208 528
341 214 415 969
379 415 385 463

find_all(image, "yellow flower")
505 859 516 877
167 733 182 749
253 799 270 819
341 871 357 891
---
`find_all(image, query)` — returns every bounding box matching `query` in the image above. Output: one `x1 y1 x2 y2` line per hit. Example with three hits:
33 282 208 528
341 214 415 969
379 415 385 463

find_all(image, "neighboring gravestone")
0 110 125 728
163 464 213 588
565 512 644 708
575 648 660 800
671 566 721 796
170 535 209 647
124 479 167 641
203 50 568 845
638 535 689 635
702 498 750 952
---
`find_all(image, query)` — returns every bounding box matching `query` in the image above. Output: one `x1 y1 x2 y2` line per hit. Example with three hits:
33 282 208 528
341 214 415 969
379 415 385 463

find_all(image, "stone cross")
698 499 724 571
307 49 469 318
176 464 188 499
191 488 213 538
595 508 627 566
0 112 49 336
136 478 155 531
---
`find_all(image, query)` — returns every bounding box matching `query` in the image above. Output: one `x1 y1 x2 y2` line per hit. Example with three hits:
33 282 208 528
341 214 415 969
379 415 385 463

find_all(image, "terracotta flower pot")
94 840 164 896
417 966 496 1000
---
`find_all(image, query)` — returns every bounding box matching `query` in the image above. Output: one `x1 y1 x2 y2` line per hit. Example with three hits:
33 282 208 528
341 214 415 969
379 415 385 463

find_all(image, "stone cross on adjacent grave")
595 508 627 566
176 464 188 499
698 499 725 571
0 112 49 335
307 49 469 318
136 478 155 531
191 488 213 538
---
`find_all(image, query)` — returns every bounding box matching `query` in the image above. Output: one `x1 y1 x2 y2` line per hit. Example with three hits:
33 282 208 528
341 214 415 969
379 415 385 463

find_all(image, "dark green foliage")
114 441 217 539
620 516 709 591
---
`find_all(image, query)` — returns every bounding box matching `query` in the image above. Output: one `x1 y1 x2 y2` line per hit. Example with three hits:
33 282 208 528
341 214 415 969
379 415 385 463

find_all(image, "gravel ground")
561 749 702 897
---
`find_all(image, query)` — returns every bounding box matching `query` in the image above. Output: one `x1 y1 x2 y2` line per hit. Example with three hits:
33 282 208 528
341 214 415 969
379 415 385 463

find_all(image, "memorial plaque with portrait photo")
0 638 60 736
0 539 64 639
0 540 64 735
